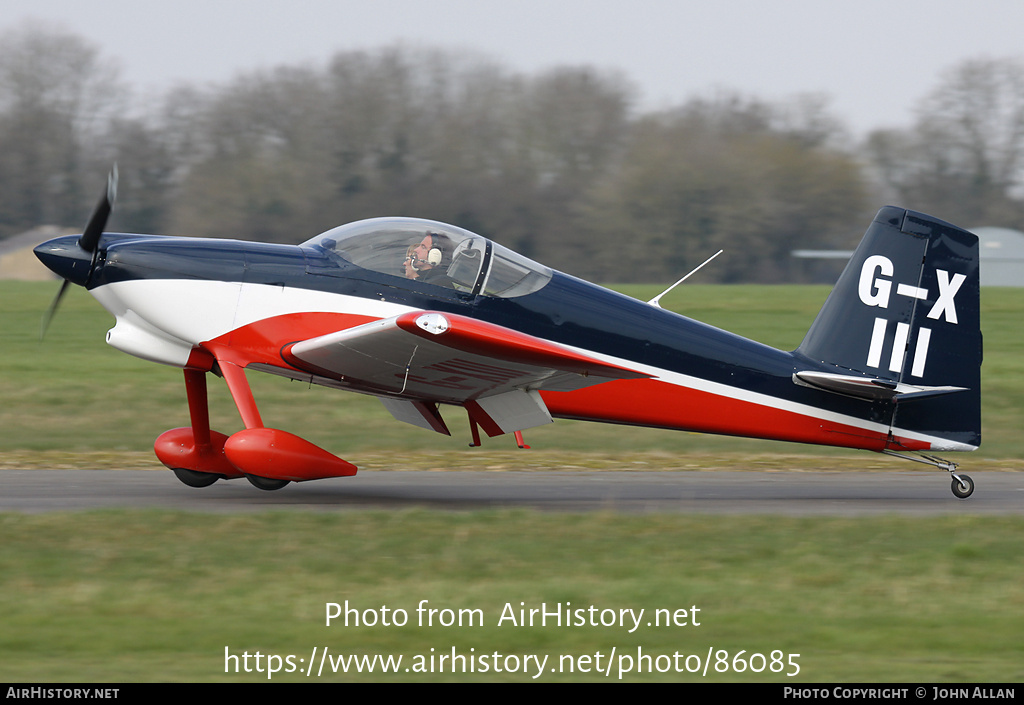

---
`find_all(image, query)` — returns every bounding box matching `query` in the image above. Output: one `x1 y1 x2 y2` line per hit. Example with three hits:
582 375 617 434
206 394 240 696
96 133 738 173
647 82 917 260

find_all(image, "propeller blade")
40 279 71 341
40 165 117 340
78 165 118 253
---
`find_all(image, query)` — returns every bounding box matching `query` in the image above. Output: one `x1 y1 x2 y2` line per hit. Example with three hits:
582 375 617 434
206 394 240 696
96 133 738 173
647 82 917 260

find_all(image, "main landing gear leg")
217 360 357 489
156 368 239 488
882 450 975 499
159 362 358 491
217 361 287 491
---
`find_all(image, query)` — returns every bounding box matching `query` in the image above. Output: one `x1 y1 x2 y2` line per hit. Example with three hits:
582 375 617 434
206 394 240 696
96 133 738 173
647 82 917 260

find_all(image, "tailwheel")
172 467 221 488
881 449 975 499
951 474 975 499
245 474 290 491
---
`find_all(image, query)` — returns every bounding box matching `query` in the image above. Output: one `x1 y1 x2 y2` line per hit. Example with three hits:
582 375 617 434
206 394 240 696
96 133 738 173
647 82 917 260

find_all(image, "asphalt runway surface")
2 468 1022 515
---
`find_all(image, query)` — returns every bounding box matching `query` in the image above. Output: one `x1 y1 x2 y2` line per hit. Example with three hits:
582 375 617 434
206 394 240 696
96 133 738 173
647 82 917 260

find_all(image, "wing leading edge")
281 310 649 436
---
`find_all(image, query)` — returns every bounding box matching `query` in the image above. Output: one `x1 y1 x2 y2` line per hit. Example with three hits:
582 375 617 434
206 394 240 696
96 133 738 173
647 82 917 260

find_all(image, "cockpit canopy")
302 217 552 298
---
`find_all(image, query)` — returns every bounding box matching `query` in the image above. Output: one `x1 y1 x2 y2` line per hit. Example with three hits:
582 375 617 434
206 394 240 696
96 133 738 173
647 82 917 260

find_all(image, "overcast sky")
6 0 1024 136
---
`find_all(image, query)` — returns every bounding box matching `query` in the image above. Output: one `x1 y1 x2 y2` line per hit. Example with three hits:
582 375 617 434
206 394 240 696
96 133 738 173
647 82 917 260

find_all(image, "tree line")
2 22 1023 283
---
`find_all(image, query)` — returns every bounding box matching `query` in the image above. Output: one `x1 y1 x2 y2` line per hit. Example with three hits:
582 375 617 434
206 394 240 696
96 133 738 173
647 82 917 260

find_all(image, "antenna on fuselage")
648 249 723 308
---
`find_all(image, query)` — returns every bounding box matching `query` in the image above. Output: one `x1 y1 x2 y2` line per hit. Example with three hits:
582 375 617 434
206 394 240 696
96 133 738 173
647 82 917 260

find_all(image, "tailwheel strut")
882 450 974 499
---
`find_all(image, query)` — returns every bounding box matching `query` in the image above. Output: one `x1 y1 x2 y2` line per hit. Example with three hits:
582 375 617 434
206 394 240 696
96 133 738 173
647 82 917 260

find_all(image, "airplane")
34 168 982 498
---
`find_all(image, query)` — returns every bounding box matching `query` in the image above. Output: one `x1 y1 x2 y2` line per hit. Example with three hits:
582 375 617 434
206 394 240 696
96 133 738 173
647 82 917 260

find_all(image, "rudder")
796 207 981 451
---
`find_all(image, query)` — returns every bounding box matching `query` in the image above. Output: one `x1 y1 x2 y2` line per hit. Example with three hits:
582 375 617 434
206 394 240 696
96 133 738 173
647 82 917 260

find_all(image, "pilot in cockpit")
403 232 453 286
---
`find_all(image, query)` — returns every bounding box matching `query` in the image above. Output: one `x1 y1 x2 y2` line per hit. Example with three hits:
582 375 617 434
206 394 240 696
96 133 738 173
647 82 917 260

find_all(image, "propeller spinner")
36 166 118 339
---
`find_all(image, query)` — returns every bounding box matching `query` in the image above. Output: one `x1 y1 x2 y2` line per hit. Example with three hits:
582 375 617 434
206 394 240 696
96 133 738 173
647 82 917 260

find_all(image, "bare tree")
0 21 125 235
866 57 1024 227
580 94 868 283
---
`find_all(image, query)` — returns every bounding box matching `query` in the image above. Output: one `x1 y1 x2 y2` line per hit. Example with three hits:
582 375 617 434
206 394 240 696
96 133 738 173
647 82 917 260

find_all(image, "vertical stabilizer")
796 207 981 450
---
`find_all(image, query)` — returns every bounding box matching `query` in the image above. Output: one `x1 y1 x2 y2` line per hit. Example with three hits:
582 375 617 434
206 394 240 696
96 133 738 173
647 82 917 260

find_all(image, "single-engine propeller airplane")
35 168 982 497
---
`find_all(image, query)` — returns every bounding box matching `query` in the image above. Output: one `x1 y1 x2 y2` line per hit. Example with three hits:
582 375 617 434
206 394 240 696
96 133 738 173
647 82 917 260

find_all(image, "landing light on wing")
415 313 450 335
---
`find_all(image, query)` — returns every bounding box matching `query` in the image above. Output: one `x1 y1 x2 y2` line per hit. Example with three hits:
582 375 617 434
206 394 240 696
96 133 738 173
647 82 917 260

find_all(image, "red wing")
281 310 648 403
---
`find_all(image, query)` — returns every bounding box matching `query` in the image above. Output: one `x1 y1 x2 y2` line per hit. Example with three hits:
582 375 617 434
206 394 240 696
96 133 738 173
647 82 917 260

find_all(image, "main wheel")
245 474 290 491
951 474 974 499
172 467 220 488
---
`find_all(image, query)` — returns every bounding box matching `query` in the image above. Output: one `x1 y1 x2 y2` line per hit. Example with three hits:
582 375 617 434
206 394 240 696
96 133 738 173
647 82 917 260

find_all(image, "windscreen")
304 217 551 297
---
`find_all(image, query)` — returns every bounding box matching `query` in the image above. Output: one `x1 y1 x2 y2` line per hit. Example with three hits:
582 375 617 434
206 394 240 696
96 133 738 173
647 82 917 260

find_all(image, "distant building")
793 226 1024 287
972 227 1024 286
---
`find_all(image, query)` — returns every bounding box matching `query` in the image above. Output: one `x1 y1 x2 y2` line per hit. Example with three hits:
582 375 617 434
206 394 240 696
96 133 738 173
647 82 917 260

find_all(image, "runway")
2 469 1022 515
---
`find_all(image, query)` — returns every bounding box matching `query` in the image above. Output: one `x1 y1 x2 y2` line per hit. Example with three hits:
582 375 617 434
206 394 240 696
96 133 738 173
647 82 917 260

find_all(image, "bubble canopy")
303 217 552 298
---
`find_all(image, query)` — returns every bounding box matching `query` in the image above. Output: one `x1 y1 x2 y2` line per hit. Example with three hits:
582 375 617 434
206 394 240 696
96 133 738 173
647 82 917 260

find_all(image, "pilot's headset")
423 233 444 267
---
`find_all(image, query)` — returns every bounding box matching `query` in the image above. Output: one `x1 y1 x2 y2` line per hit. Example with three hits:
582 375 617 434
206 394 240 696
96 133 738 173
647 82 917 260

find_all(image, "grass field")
1 281 1022 682
1 511 1021 682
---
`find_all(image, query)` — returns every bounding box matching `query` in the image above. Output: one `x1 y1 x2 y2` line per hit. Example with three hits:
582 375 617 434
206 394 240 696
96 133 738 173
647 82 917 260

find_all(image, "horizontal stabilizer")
793 370 968 402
